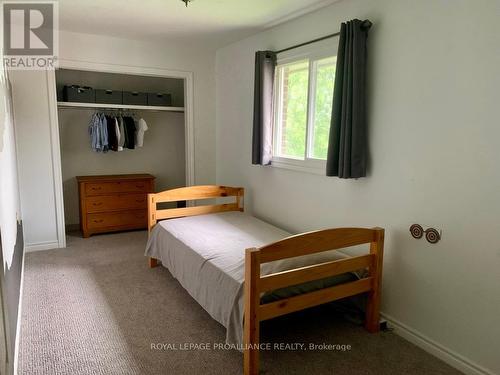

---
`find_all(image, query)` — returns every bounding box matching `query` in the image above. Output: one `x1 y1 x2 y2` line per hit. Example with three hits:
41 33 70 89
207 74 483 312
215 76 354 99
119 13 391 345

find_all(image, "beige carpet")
20 230 463 375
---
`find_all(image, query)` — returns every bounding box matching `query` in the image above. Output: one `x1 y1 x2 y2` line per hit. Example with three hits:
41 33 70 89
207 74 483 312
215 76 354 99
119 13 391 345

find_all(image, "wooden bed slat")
155 203 239 220
259 277 373 321
259 254 373 292
259 228 375 263
152 185 244 202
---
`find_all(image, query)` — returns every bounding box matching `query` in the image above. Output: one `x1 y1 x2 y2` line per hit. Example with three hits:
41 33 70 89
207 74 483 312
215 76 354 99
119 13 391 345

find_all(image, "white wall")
0 46 24 375
0 63 20 269
215 1 500 374
11 30 216 249
9 70 58 249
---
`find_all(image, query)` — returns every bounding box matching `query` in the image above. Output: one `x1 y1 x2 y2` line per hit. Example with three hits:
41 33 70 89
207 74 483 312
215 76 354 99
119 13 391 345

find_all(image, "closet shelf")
57 101 185 113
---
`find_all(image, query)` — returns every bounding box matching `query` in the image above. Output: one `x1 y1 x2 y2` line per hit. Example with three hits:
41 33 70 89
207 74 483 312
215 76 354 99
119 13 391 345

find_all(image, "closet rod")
276 19 372 54
57 107 167 113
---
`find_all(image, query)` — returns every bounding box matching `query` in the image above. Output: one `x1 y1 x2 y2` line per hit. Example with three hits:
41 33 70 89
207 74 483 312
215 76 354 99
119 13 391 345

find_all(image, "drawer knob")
91 187 102 190
93 202 103 206
136 184 144 188
93 219 104 223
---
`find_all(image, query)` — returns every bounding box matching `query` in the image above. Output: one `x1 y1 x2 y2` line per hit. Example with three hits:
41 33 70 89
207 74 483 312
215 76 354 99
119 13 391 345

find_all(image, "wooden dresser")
77 174 155 238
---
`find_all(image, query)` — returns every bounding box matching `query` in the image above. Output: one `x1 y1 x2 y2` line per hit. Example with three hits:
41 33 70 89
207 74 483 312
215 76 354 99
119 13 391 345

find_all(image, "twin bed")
145 186 384 375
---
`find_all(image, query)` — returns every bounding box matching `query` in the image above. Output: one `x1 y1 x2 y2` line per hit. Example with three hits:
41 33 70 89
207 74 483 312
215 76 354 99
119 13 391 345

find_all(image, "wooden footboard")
146 185 244 268
244 227 384 375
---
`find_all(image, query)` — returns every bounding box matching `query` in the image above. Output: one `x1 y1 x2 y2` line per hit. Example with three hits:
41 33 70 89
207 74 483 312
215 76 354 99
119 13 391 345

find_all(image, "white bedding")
145 211 354 346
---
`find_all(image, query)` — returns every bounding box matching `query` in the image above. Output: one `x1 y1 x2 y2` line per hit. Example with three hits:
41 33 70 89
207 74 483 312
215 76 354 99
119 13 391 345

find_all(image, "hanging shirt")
114 117 121 151
135 118 148 147
88 113 101 152
106 115 118 151
118 117 125 151
99 114 109 152
122 116 136 149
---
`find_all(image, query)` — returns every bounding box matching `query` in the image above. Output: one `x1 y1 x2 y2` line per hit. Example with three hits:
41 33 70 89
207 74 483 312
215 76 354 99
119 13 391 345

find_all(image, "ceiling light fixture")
181 0 193 7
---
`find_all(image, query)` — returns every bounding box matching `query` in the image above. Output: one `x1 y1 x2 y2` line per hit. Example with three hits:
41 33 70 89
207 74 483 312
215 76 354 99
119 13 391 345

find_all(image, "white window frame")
272 37 338 175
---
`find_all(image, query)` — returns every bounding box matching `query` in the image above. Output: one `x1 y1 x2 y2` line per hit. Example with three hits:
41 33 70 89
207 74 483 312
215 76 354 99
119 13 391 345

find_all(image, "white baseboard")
382 313 495 375
12 246 25 375
24 241 59 252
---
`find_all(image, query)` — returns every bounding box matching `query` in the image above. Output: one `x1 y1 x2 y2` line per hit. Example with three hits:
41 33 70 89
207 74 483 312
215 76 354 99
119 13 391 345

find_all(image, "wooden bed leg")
244 248 260 375
365 228 384 332
148 257 159 268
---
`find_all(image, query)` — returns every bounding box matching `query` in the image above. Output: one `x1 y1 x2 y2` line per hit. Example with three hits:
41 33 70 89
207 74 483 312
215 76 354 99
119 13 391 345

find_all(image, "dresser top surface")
76 174 155 182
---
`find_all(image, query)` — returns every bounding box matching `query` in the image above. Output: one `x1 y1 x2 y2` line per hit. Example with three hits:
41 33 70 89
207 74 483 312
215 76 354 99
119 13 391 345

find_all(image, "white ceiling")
58 0 339 47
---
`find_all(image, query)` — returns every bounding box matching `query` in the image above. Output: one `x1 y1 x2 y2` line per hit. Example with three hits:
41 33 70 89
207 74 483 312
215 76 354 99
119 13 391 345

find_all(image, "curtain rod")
276 32 340 54
276 19 372 54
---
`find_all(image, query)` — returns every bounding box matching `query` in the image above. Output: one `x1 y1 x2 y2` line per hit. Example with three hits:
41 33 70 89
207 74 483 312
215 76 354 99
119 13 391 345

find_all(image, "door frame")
47 59 195 249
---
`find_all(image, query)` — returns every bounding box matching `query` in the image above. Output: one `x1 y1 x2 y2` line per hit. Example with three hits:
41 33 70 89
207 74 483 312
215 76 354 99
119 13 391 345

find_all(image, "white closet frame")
47 59 195 249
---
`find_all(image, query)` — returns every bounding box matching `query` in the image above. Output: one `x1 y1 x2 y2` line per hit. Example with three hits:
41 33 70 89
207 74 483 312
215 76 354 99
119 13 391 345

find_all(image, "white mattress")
145 211 354 346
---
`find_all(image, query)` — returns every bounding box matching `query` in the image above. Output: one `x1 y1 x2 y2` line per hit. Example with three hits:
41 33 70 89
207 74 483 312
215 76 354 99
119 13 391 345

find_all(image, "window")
272 43 337 173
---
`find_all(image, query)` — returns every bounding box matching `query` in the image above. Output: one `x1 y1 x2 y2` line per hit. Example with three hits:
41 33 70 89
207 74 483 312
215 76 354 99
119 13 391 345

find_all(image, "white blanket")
145 211 352 345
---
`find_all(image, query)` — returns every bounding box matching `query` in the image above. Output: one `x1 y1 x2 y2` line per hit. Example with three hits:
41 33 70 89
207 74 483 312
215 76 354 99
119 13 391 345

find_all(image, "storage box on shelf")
95 89 123 104
63 85 95 103
123 91 148 105
147 93 172 106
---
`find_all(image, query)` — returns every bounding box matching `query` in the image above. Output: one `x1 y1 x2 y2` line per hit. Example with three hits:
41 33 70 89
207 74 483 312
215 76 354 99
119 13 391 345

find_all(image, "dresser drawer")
84 180 152 196
77 174 155 237
86 210 147 229
85 194 147 213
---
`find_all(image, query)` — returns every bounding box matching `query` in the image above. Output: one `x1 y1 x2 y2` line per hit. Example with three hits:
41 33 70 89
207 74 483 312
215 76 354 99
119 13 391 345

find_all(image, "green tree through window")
274 55 336 162
280 61 308 158
312 57 336 159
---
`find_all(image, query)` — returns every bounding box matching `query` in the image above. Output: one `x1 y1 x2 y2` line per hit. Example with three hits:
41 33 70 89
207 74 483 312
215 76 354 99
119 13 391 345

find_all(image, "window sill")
270 157 326 176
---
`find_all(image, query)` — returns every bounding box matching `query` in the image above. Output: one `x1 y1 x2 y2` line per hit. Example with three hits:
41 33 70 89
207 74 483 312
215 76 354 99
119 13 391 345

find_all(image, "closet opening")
54 68 188 239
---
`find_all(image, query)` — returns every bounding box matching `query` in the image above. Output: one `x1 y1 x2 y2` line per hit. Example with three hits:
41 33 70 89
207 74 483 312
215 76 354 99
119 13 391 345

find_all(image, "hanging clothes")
135 118 148 147
105 115 118 151
88 113 146 152
99 114 109 152
118 116 125 151
88 113 101 152
122 116 136 149
114 117 121 151
88 113 108 152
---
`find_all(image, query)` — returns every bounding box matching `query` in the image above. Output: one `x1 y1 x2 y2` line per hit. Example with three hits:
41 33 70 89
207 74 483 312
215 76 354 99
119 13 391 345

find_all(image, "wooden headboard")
147 185 244 232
